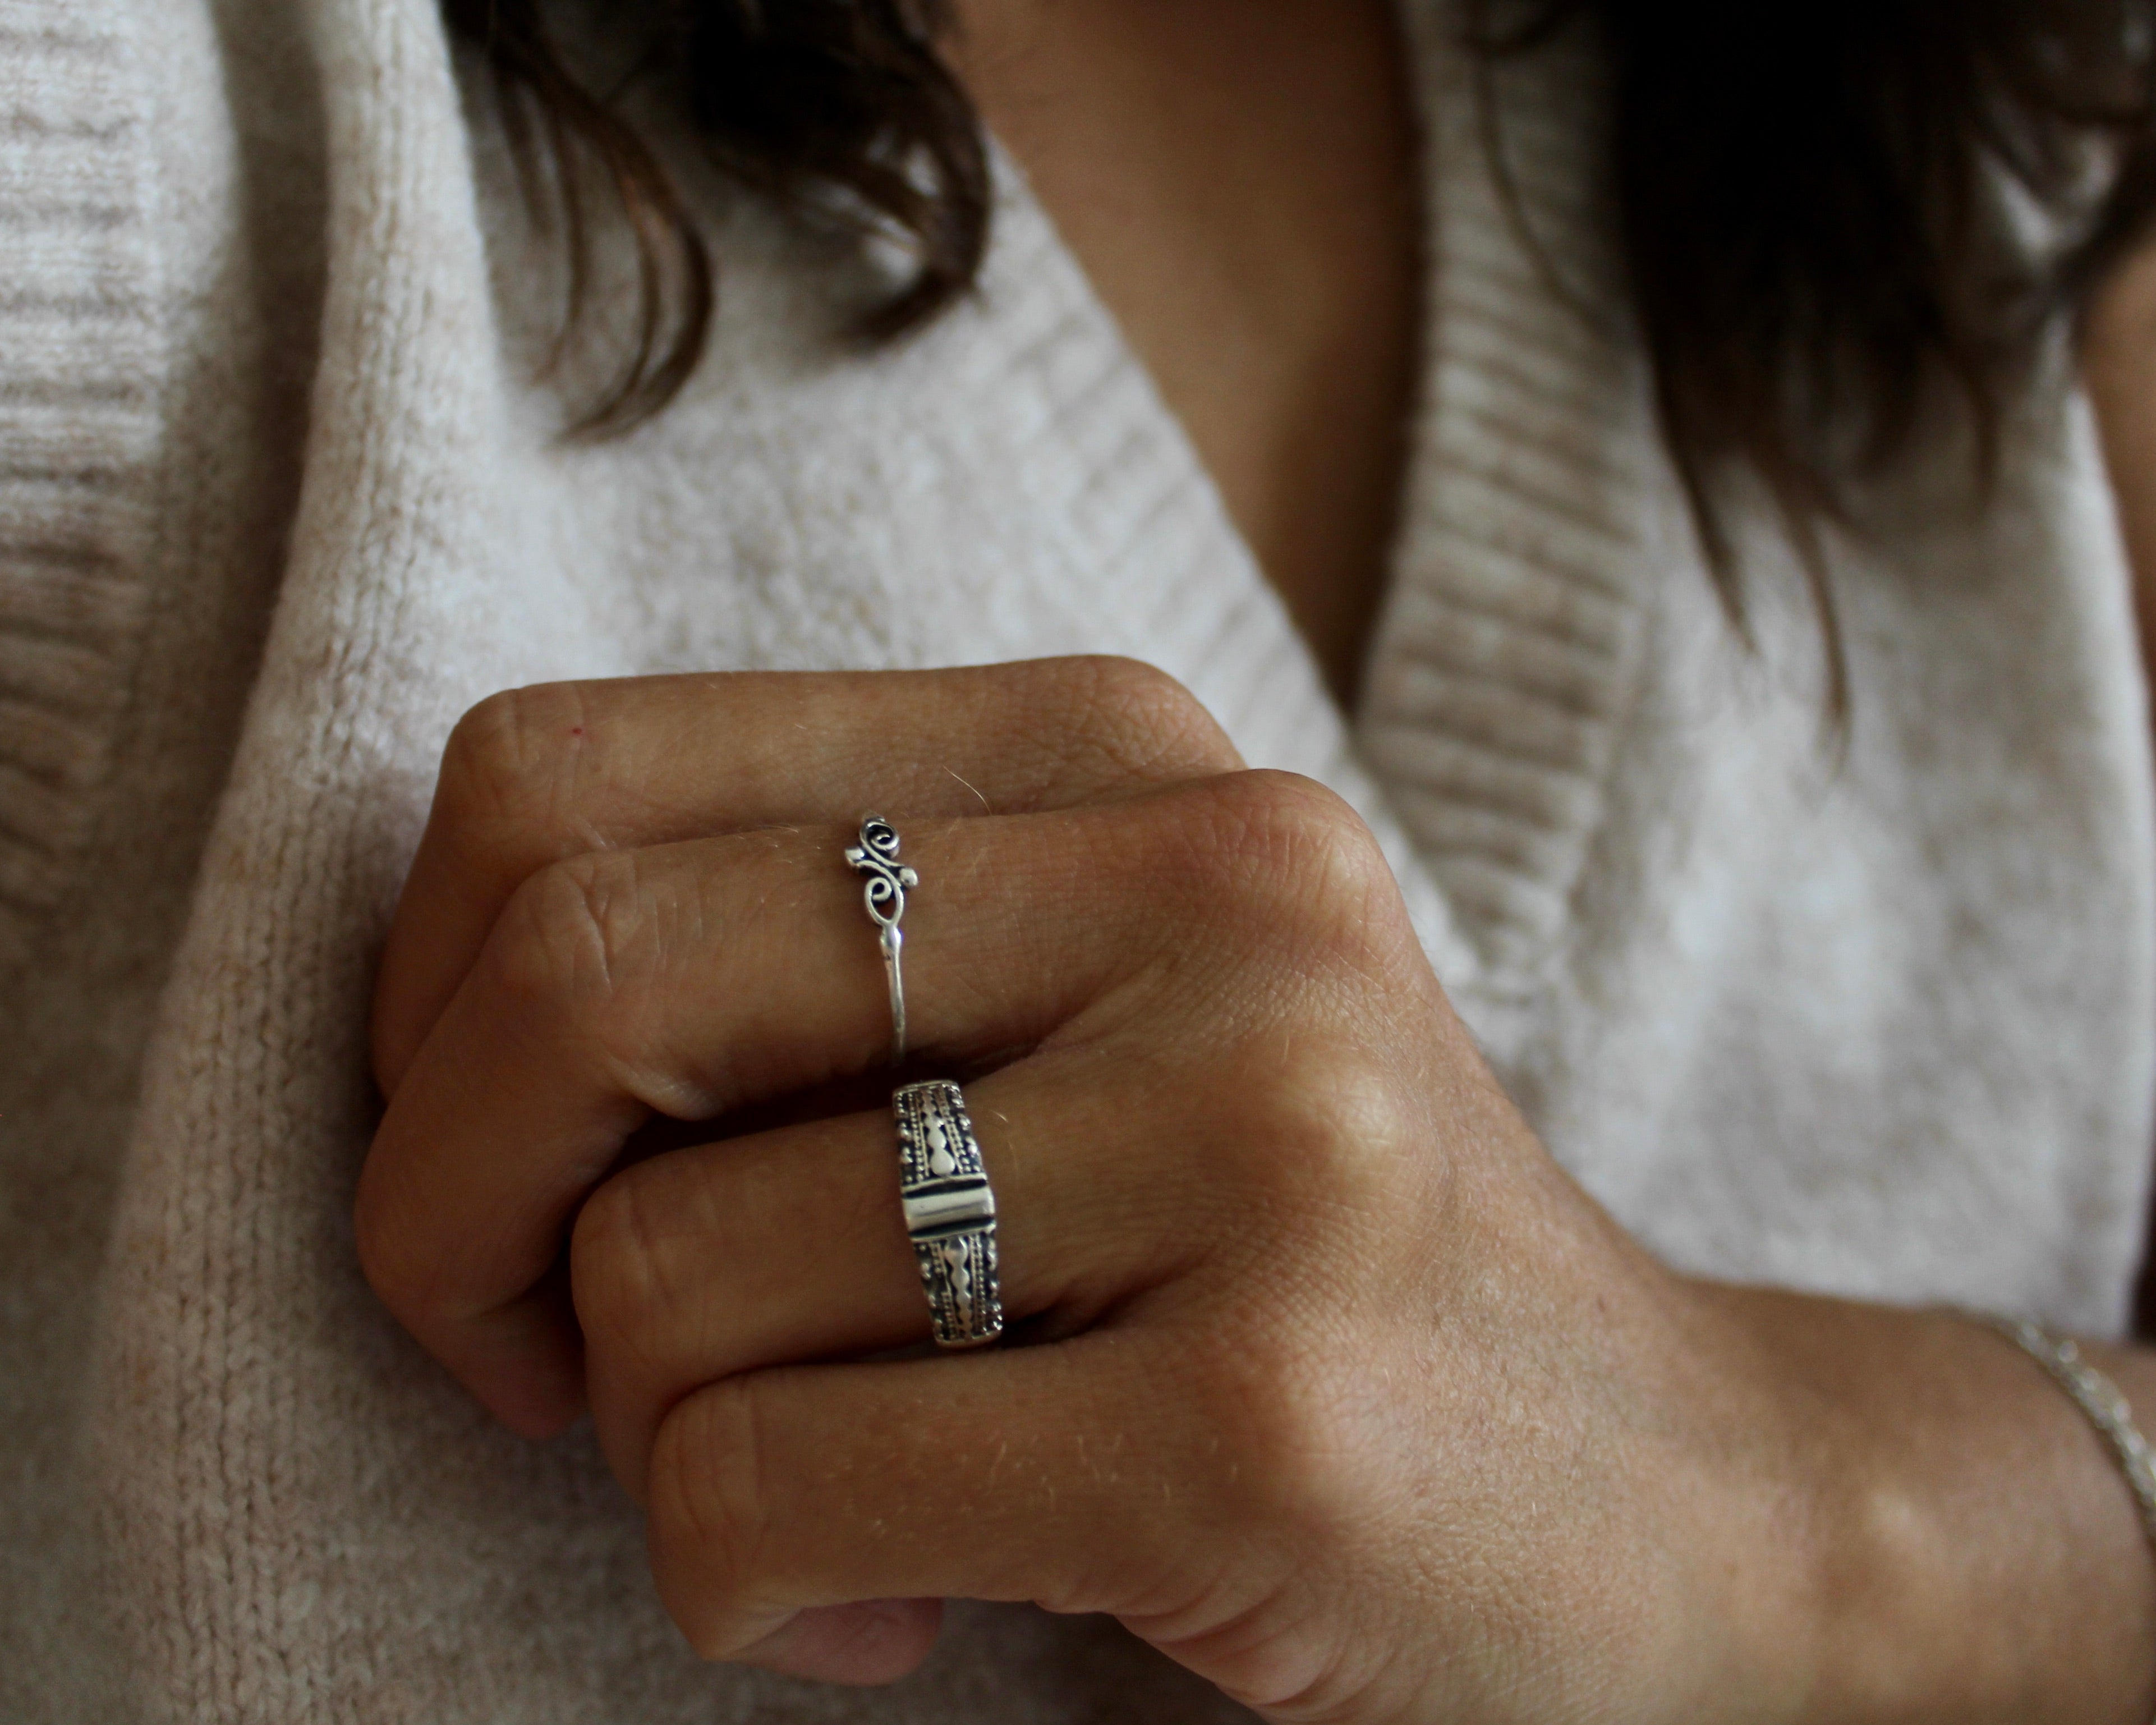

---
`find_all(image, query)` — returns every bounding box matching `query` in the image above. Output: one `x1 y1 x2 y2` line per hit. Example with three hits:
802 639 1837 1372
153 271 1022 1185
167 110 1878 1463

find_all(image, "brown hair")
443 0 985 433
445 0 2156 703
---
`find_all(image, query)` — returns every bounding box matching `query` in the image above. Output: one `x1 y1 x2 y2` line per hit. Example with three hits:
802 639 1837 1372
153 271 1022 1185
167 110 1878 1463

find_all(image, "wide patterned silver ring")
893 1079 1004 1348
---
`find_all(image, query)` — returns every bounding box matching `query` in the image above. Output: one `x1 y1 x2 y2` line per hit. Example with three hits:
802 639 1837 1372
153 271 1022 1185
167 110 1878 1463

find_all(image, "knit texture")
0 0 2149 1718
0 0 320 1715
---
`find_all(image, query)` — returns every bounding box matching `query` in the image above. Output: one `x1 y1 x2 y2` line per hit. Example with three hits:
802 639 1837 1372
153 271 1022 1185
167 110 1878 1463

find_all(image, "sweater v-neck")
969 0 1659 1003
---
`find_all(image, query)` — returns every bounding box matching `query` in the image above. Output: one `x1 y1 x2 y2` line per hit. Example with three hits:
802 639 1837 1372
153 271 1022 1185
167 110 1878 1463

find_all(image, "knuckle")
1077 656 1240 765
351 1146 467 1339
1027 657 1243 783
569 1169 675 1375
647 1379 775 1652
486 846 723 1116
351 1169 417 1319
1174 771 1401 955
1229 1038 1415 1227
1200 1328 1370 1537
1217 769 1388 889
436 681 595 842
489 847 659 1017
1252 1369 1371 1535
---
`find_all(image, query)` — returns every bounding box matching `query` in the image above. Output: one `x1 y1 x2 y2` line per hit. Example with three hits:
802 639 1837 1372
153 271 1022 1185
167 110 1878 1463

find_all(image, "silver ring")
846 814 917 1067
893 1079 1003 1348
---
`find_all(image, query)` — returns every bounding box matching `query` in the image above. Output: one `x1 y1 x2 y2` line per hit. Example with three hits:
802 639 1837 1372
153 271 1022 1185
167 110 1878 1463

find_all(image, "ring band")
893 1079 1004 1348
846 814 917 1066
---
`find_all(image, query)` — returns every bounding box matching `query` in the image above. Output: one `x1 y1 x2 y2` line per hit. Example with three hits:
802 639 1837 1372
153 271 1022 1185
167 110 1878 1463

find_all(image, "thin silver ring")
893 1079 1003 1348
845 814 917 1067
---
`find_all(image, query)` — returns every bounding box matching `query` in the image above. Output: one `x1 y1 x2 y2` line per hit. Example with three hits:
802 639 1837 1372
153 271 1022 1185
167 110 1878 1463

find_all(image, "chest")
946 0 1423 703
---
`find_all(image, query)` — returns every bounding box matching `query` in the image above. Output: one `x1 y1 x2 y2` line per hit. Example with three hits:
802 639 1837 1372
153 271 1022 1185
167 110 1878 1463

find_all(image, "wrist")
1691 1286 2156 1725
1649 1278 1841 1725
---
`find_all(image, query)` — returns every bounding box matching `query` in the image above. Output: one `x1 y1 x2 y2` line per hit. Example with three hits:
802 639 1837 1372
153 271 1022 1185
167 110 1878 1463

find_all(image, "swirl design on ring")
847 815 917 929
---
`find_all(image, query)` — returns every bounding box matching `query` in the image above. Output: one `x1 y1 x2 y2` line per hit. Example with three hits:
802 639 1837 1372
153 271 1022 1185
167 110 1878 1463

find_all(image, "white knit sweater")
3 0 2152 1719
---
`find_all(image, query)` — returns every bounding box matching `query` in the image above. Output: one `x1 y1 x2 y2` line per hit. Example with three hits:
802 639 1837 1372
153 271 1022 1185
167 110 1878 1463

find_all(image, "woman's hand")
355 660 2081 1723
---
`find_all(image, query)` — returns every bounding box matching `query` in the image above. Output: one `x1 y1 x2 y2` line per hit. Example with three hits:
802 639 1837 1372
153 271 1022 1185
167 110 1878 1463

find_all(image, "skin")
943 0 1420 706
354 2 2156 1718
356 663 2156 1722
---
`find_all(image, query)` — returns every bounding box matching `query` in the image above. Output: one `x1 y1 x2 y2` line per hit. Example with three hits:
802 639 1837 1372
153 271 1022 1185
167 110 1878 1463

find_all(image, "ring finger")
573 1043 1226 1498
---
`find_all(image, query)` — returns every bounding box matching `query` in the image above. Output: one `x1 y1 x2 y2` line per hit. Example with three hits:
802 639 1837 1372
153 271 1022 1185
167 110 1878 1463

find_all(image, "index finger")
373 657 1240 1095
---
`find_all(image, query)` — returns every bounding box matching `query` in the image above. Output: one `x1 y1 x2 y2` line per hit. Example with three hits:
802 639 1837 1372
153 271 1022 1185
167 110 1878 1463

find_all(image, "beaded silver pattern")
893 1079 1003 1348
1983 1315 2156 1548
846 815 918 1066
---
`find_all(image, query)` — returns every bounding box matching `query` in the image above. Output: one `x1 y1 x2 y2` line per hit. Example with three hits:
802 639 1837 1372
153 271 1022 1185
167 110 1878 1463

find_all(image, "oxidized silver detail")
847 814 918 1066
893 1079 1003 1348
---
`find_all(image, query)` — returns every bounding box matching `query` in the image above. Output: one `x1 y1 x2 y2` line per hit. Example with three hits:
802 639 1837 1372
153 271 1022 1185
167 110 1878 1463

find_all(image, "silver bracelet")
1979 1314 2156 1547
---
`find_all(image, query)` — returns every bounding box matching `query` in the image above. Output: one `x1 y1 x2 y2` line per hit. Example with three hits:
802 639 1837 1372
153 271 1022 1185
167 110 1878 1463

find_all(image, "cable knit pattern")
0 0 2148 1719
